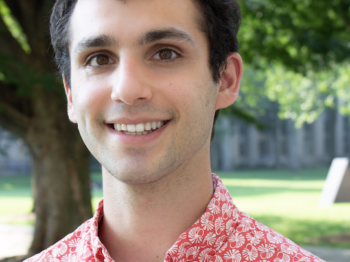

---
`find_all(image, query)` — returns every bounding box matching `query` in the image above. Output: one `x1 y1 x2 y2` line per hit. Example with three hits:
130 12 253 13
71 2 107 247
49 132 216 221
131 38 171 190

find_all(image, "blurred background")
0 0 349 261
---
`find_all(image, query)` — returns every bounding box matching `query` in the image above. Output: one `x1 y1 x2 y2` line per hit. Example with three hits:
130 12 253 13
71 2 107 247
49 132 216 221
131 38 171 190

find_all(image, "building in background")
211 103 350 171
0 128 31 176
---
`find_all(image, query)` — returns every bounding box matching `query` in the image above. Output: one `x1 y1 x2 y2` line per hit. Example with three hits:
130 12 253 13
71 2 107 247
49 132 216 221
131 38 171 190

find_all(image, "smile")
112 121 168 135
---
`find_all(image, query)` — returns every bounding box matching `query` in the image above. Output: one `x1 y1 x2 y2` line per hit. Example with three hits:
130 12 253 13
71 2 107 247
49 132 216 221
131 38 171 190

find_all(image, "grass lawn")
1 168 349 248
0 175 33 216
217 169 350 248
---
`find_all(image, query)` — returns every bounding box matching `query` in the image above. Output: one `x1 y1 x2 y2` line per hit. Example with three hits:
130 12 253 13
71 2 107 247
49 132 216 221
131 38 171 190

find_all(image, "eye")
88 54 112 66
153 48 179 60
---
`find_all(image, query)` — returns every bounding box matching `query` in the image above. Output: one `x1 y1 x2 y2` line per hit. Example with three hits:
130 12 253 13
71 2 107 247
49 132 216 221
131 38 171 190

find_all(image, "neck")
98 151 213 262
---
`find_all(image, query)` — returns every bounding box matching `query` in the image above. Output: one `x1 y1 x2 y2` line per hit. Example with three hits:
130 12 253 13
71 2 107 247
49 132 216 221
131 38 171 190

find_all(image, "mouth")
108 120 170 135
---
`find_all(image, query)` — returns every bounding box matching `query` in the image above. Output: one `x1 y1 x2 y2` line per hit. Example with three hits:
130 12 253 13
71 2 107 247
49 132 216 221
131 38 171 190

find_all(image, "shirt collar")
90 199 115 261
165 173 239 261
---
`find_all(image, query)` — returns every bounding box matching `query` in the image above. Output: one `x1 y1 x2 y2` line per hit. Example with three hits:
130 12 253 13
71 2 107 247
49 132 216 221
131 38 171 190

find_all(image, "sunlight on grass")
0 175 33 216
216 169 350 247
0 197 33 215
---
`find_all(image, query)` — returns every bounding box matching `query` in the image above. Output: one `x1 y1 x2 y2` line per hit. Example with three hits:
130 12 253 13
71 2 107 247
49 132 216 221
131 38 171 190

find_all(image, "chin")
104 158 181 186
100 138 186 185
108 169 167 185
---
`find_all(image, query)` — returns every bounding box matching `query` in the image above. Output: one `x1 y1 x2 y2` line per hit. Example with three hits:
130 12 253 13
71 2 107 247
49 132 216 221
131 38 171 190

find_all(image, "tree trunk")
0 1 93 260
25 90 93 256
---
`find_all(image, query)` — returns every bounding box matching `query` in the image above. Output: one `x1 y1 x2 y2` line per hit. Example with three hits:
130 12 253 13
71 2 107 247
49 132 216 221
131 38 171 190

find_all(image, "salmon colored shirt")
25 174 324 262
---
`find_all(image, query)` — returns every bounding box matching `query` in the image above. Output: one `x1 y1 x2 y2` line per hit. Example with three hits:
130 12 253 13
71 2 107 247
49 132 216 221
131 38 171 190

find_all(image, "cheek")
167 80 193 102
71 75 111 122
165 76 217 125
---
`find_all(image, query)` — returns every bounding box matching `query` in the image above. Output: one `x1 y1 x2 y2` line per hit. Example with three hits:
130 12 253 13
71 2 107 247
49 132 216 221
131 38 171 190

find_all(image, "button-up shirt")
25 174 324 262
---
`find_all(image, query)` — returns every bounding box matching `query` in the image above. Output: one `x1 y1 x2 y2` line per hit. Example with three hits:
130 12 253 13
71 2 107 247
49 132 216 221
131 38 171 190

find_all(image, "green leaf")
0 0 31 54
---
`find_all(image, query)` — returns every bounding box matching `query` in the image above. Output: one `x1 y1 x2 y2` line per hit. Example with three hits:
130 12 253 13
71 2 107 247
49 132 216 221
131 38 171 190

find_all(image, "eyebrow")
138 27 198 48
73 27 197 55
74 35 116 55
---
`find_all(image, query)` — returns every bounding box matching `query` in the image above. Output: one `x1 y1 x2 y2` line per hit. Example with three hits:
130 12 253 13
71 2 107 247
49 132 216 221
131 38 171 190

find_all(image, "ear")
214 53 243 110
63 75 77 123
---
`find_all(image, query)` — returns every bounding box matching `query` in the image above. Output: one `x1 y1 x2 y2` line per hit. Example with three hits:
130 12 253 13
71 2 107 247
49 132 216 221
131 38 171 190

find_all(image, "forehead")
70 0 204 49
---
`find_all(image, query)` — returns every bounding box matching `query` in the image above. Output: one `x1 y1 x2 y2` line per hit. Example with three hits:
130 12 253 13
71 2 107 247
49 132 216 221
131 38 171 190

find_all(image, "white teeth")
127 124 136 132
136 123 145 132
151 122 157 130
114 121 166 135
145 122 151 131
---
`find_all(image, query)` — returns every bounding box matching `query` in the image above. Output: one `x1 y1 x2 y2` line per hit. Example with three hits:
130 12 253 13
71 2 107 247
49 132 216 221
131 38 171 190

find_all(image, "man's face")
67 0 221 184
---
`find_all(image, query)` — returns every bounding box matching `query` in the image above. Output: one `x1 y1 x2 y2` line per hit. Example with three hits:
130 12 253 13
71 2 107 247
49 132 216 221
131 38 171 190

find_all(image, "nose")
110 58 153 105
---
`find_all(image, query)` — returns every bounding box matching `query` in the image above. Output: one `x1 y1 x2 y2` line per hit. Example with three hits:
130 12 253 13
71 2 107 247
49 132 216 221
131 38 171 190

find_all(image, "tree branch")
0 14 28 63
0 100 30 139
0 81 32 139
1 0 57 72
3 0 24 31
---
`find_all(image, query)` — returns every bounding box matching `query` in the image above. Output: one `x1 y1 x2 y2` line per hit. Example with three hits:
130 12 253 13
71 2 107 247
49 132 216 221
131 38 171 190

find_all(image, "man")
26 0 323 261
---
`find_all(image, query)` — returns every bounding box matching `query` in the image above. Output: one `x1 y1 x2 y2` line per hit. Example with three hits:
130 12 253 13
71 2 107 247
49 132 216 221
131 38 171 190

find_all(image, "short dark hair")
50 0 241 140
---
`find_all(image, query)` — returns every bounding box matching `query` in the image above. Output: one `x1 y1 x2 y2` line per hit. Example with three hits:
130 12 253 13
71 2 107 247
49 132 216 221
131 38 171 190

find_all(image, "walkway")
0 224 349 261
302 245 350 262
0 224 33 259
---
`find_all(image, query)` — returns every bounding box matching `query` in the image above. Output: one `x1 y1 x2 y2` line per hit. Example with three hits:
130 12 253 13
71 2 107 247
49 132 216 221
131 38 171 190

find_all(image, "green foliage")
0 0 30 54
236 0 350 125
236 65 267 111
260 63 349 126
0 0 60 97
239 0 350 74
265 66 326 127
0 54 60 96
221 65 270 129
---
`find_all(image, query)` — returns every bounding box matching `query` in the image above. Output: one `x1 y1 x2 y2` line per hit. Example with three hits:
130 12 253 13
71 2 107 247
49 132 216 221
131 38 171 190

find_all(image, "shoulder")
214 211 325 262
24 218 94 262
208 175 324 261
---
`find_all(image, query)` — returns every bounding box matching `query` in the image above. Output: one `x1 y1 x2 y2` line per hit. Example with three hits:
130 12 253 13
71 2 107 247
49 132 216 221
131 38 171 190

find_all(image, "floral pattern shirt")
25 174 324 262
